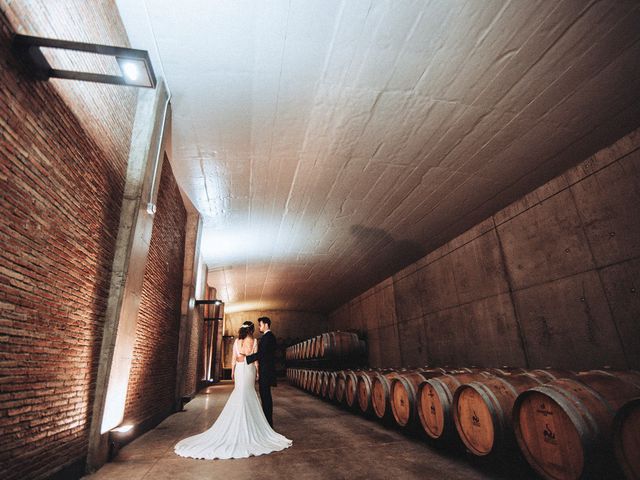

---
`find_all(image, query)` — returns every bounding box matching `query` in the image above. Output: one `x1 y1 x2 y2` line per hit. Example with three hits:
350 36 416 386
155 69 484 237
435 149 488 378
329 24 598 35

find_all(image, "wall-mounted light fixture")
12 34 156 88
109 424 135 459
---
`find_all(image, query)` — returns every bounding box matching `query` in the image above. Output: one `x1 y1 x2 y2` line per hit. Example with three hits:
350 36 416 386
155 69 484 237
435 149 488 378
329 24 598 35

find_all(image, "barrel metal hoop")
559 378 617 417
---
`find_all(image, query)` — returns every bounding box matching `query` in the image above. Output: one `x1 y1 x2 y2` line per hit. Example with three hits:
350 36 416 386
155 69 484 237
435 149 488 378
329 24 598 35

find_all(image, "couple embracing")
175 316 292 459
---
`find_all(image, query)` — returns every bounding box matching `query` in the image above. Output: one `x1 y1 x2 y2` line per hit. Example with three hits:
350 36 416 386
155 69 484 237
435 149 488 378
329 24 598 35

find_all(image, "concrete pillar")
86 80 170 471
174 210 203 409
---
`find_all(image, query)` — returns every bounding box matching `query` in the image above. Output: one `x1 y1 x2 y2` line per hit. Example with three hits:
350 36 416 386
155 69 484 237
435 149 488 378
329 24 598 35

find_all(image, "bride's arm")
253 339 259 380
232 340 237 380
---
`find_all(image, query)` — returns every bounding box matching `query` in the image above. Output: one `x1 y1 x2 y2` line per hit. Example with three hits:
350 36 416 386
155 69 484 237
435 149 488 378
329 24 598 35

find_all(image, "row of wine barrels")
287 367 640 480
286 331 366 360
451 369 572 457
513 370 640 480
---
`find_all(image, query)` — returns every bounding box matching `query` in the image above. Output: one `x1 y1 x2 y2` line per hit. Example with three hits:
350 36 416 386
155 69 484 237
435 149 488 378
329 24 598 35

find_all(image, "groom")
244 316 277 427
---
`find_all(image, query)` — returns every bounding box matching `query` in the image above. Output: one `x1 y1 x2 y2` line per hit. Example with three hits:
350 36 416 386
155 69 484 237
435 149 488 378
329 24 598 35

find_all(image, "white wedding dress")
174 338 292 459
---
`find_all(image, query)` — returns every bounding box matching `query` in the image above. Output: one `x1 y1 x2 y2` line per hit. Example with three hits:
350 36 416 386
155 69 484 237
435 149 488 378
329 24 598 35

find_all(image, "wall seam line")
565 180 631 368
493 217 531 368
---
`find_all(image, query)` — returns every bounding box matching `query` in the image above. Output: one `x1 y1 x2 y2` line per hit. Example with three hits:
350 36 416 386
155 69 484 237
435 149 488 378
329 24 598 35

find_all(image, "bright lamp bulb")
121 62 139 81
112 424 133 433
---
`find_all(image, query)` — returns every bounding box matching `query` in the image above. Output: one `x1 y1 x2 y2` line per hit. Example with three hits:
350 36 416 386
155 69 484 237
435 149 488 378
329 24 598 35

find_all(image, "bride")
174 321 292 459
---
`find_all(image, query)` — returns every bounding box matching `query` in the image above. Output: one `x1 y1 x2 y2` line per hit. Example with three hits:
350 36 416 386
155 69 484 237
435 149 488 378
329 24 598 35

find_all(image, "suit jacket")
246 331 277 387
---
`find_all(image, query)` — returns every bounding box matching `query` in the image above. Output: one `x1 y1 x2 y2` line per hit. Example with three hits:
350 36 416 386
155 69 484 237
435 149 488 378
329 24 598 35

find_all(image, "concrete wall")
0 8 135 480
329 128 640 371
123 159 186 429
224 310 328 343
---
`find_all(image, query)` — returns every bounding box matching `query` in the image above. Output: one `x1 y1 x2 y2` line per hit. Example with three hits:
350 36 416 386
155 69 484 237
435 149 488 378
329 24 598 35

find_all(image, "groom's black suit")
246 330 277 427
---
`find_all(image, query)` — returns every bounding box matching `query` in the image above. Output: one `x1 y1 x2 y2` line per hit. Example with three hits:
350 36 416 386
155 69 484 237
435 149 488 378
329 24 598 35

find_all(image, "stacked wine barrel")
286 331 366 366
286 366 640 480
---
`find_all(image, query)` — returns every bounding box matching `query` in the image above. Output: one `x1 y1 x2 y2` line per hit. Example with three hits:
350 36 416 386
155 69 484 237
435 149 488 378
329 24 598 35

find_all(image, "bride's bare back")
235 338 256 363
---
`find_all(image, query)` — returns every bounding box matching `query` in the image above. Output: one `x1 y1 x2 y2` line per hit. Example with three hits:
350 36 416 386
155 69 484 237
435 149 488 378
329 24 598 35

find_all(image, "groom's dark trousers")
246 330 277 427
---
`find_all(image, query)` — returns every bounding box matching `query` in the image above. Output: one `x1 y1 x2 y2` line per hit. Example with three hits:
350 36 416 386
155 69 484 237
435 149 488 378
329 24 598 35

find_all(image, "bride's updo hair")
238 321 254 339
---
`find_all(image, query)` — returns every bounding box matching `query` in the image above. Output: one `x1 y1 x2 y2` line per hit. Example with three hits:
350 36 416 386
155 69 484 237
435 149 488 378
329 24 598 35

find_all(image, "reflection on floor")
82 380 536 480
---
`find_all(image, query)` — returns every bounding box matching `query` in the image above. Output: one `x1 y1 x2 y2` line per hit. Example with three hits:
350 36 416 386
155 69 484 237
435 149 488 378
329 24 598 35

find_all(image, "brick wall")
123 158 186 429
329 127 640 371
0 9 134 480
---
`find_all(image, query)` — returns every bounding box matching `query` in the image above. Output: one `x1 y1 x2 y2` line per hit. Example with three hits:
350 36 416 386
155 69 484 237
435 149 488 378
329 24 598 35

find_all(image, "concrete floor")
82 381 537 480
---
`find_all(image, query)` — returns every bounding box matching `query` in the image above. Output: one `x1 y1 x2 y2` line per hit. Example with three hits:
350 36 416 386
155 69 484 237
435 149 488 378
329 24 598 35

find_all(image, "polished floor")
82 381 537 480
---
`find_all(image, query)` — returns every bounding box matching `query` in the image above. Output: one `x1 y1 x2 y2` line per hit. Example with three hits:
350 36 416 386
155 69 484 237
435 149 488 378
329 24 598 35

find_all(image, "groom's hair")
258 316 271 327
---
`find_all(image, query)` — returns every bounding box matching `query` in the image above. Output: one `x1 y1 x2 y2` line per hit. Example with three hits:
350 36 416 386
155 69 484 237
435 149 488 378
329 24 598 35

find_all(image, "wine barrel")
454 371 555 456
314 371 325 396
335 371 347 404
356 371 381 414
392 368 476 429
344 370 360 408
418 371 493 440
320 371 331 398
316 335 324 358
305 370 314 391
322 331 361 359
514 370 640 480
318 333 331 358
613 397 640 480
312 336 320 358
371 371 402 419
309 370 316 393
391 371 435 427
327 371 338 401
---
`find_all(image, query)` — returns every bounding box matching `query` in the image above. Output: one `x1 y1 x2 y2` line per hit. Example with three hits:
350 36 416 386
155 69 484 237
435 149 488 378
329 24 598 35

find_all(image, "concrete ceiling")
12 0 640 314
119 0 640 314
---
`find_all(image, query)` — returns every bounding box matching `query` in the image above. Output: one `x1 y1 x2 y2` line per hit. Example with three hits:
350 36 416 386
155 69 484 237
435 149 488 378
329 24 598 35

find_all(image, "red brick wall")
0 10 133 480
330 128 640 371
123 158 186 428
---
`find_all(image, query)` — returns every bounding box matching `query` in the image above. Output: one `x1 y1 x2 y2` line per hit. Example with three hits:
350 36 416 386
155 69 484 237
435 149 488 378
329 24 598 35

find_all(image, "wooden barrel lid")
372 374 392 418
336 372 347 403
357 374 372 413
515 389 585 480
345 371 358 407
315 372 324 395
419 380 447 438
328 373 337 400
455 386 495 456
391 379 412 426
321 372 330 398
